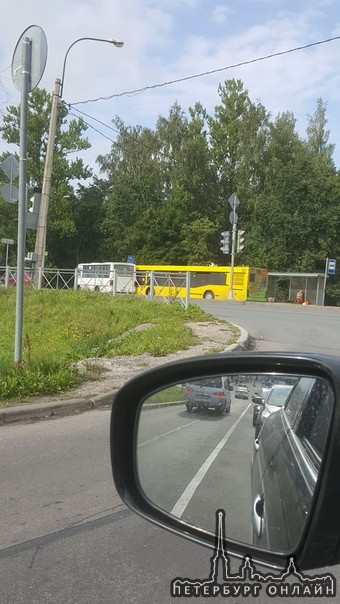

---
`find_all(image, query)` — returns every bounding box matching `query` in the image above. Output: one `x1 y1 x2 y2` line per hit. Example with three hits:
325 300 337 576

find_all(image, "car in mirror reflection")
183 376 231 415
252 376 334 552
235 384 249 399
254 383 294 439
251 386 270 426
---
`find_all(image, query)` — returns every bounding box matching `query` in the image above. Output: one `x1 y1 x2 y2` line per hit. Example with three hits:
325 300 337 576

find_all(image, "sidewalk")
0 324 249 426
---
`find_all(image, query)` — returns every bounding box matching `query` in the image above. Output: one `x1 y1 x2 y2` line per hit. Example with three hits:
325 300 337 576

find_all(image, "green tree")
306 98 335 161
208 79 270 202
181 217 217 264
245 108 340 274
0 88 92 266
97 107 215 264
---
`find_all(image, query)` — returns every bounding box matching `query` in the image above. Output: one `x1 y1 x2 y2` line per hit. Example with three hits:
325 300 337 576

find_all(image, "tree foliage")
1 80 340 303
0 88 92 266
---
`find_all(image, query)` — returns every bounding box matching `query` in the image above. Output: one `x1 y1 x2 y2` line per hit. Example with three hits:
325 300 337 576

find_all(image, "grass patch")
0 289 228 403
145 385 185 405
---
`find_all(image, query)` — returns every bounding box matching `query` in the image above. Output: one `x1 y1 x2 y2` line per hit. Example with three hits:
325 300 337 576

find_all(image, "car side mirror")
110 352 340 571
252 395 264 404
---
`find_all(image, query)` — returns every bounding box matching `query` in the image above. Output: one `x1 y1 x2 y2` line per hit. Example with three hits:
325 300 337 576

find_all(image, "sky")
1 0 340 179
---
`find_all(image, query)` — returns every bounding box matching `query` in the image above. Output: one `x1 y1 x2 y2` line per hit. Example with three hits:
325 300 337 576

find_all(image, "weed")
0 290 222 403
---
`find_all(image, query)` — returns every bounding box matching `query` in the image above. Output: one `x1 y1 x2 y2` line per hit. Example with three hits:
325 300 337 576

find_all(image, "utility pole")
34 37 124 273
34 78 61 271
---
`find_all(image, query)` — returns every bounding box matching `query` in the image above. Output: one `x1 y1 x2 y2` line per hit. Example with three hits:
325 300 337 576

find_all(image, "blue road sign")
328 259 336 275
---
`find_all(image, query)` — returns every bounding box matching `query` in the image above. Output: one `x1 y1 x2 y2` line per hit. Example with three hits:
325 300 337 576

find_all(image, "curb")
225 323 250 352
0 325 249 426
0 393 115 426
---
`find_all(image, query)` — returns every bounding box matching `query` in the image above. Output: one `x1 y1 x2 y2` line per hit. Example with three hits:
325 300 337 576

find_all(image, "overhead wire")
69 34 340 106
67 105 172 159
64 33 340 157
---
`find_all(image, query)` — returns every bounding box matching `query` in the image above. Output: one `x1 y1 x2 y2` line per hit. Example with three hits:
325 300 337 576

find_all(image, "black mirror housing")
110 352 340 571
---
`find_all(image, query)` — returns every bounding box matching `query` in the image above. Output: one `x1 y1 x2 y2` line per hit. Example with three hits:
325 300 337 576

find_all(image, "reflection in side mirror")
251 395 263 404
136 372 334 555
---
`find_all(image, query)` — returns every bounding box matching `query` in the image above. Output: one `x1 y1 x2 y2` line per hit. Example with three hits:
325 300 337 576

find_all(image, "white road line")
138 420 199 447
170 404 251 518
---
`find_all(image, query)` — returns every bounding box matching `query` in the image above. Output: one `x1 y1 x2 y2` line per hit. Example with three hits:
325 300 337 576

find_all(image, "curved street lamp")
34 36 124 272
60 37 124 97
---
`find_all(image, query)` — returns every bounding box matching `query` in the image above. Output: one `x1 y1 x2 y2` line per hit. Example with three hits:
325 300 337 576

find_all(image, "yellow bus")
135 265 268 302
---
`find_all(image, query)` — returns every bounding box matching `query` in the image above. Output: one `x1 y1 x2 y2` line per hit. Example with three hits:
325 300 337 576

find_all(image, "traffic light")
237 230 245 252
26 188 41 230
220 231 230 254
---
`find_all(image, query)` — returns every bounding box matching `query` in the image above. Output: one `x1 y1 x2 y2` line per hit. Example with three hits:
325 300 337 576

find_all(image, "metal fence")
135 271 191 308
0 266 76 290
0 266 328 307
0 267 192 308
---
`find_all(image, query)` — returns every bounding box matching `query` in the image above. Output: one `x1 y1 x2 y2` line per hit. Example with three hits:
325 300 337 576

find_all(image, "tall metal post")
227 193 240 301
228 223 237 300
322 258 328 306
14 37 31 366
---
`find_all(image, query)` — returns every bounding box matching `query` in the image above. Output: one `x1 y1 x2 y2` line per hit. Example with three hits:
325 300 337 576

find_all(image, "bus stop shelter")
267 272 326 305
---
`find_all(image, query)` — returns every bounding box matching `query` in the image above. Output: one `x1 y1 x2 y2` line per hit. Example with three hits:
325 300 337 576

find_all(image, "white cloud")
210 5 233 25
1 0 340 173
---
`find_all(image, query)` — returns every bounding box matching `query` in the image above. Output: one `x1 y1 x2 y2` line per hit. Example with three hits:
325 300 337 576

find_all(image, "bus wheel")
203 290 215 300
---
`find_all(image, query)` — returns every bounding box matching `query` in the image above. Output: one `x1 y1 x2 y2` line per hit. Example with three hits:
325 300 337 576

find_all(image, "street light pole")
60 36 124 98
34 36 124 271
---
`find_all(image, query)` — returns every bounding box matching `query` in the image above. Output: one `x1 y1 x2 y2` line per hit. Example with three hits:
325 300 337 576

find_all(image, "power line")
68 105 172 159
65 33 340 162
68 109 117 143
69 34 340 106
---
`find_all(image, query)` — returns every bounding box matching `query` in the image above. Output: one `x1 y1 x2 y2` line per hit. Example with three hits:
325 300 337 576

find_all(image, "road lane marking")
170 404 251 518
138 420 199 447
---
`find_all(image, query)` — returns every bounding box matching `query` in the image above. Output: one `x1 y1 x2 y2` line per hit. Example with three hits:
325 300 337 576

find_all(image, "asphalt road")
1 407 257 604
196 300 340 354
138 394 254 542
1 302 340 603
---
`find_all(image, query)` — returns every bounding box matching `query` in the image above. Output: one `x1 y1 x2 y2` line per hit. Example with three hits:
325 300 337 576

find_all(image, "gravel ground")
62 320 239 401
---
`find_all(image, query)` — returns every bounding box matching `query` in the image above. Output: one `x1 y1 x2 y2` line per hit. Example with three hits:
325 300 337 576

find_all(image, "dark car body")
251 376 334 552
184 376 231 415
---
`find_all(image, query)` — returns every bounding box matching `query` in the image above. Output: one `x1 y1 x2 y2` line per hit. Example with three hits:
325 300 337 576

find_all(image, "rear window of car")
189 377 223 388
